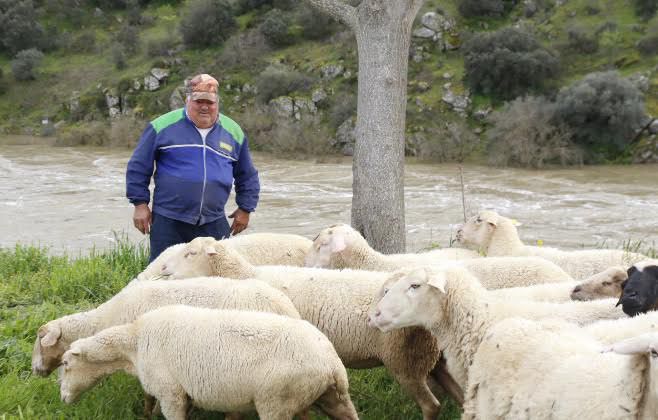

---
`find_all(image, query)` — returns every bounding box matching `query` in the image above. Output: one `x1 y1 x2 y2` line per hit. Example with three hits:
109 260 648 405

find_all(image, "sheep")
570 265 628 301
462 317 655 420
490 266 628 303
59 305 359 420
367 265 626 389
158 236 450 420
303 223 573 288
617 260 658 317
305 224 479 269
455 210 648 279
137 233 312 280
32 277 300 377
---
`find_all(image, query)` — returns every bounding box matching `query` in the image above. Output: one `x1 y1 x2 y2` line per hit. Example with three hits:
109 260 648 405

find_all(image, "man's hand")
133 203 152 234
228 208 250 236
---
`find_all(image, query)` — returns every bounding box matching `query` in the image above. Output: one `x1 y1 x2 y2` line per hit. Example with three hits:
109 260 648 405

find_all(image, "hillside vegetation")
0 0 656 166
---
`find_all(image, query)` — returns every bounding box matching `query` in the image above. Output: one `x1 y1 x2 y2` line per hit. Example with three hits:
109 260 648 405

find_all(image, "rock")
109 107 121 119
421 11 455 32
443 82 452 90
332 118 356 156
413 27 436 39
628 72 650 93
121 94 132 115
417 81 430 92
242 83 257 95
474 127 483 135
473 107 492 121
524 1 538 17
312 88 327 104
294 97 317 119
649 119 658 135
269 96 294 118
321 64 344 80
69 91 81 114
94 8 103 18
442 89 471 113
105 91 120 109
343 70 352 79
133 79 141 91
169 85 186 110
442 72 452 80
144 75 160 91
410 45 426 63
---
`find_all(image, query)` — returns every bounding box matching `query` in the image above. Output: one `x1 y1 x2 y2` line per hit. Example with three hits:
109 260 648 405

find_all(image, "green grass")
0 241 461 420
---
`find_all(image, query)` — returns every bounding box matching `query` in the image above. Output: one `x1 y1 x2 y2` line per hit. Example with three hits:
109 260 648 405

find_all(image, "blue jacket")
126 108 260 225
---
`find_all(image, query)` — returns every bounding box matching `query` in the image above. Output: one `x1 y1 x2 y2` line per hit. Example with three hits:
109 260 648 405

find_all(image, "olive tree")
304 0 425 253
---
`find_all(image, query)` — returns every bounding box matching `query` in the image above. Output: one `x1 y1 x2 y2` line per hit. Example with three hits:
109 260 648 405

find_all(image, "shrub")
327 91 356 130
296 6 336 40
584 0 601 15
71 31 97 54
255 64 313 103
463 28 559 100
115 24 140 56
637 19 658 55
179 0 236 48
487 96 581 168
259 8 294 47
553 71 645 162
146 35 177 57
634 0 657 20
10 48 43 81
0 0 45 54
236 0 293 13
0 67 7 94
566 25 598 54
109 117 146 147
458 0 505 17
407 120 480 163
111 43 127 69
216 29 271 71
55 121 111 146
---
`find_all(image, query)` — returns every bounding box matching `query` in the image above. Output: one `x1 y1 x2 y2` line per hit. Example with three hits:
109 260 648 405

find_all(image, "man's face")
187 98 218 129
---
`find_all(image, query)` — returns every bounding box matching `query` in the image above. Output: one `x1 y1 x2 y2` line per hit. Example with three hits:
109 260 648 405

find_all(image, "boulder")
413 27 435 39
321 64 344 80
649 119 658 135
144 75 160 91
332 118 356 156
269 96 294 118
311 88 327 104
169 85 185 110
150 67 169 81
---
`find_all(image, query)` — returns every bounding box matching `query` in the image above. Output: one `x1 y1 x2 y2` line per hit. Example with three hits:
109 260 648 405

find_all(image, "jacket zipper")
198 129 209 224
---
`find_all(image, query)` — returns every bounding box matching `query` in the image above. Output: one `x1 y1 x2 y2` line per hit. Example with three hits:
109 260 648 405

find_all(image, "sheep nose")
572 286 581 293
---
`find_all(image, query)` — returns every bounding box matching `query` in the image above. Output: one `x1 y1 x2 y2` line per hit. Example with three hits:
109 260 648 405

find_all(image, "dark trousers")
149 212 231 262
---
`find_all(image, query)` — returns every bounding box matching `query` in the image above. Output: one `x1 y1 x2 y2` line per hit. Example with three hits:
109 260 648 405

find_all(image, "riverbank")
0 240 461 420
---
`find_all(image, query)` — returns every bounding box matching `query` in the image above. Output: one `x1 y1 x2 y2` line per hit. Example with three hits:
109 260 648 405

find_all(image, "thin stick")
459 165 466 222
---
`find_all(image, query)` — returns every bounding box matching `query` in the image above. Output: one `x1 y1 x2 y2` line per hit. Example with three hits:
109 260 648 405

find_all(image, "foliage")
462 28 559 100
566 25 598 54
458 0 505 17
111 42 128 70
487 96 581 168
235 0 293 13
296 6 337 40
10 48 44 81
255 64 313 103
179 0 237 48
0 242 463 419
259 8 295 47
407 119 480 163
637 18 658 55
327 91 357 130
55 121 112 146
0 67 7 94
553 71 645 163
0 0 45 55
146 35 178 58
71 31 98 54
216 29 271 71
634 0 657 20
115 24 141 56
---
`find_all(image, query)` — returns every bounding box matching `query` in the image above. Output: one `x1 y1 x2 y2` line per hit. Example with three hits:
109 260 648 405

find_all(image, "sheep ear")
627 266 638 278
330 235 347 253
205 245 218 256
70 348 81 356
40 326 61 347
427 270 447 293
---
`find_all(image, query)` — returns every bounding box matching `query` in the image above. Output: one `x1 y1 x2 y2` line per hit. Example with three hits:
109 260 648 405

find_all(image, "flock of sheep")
30 210 658 419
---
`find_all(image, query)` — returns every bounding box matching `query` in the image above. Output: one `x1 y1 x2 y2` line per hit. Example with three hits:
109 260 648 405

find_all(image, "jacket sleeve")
126 124 158 205
233 136 260 212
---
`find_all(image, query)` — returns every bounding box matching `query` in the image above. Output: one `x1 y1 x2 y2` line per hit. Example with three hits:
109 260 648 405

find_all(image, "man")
126 73 260 262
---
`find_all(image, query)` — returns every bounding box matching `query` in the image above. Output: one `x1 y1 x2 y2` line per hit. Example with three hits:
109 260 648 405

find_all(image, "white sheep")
582 311 658 344
456 210 648 279
368 265 626 389
32 277 300 376
303 224 573 288
159 236 450 420
462 317 654 420
138 233 312 280
59 306 359 420
490 266 628 303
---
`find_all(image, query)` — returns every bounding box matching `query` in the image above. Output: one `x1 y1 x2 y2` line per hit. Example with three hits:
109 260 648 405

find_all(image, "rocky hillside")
0 0 656 164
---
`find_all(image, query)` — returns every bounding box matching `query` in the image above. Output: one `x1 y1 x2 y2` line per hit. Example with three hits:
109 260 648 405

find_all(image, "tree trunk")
305 0 424 253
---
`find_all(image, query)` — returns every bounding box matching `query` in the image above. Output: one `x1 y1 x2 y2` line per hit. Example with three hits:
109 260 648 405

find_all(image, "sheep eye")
409 284 421 289
651 350 658 358
475 218 482 223
602 281 611 286
383 288 389 295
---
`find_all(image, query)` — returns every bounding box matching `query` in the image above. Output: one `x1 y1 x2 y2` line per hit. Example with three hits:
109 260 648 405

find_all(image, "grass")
0 240 462 420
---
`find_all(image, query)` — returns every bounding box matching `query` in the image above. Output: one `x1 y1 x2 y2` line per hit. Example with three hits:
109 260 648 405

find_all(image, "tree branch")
305 0 358 31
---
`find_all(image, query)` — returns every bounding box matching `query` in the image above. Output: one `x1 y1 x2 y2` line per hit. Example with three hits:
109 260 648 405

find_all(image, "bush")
216 29 271 71
115 24 140 56
146 35 177 57
0 67 7 94
10 48 43 81
255 64 313 103
296 6 336 40
463 28 559 100
71 31 97 54
55 121 111 146
407 120 480 163
327 91 356 130
259 8 294 47
637 19 658 55
236 0 293 13
109 117 146 147
487 96 581 168
553 71 645 162
111 43 127 69
0 0 45 54
634 0 657 20
458 0 505 17
180 0 237 48
566 25 598 54
584 0 601 15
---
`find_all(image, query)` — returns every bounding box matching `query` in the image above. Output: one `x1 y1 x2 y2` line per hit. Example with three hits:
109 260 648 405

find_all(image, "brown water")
1 144 657 255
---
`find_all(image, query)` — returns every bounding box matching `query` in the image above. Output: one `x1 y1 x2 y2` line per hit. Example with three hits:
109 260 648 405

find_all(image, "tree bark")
306 0 424 253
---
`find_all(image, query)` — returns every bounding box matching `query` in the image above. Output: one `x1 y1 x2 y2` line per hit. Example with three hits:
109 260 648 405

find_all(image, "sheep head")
160 236 221 279
617 262 658 317
368 266 450 332
32 322 67 376
455 210 502 250
137 243 186 280
570 266 628 301
304 224 366 268
58 342 109 404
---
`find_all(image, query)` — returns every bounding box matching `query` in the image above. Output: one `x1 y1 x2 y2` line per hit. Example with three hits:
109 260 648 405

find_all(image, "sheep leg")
143 394 156 419
313 384 359 420
430 359 464 405
395 376 441 420
156 392 188 420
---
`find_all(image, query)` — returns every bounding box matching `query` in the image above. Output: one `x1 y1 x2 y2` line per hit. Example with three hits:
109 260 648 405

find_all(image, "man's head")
186 73 219 129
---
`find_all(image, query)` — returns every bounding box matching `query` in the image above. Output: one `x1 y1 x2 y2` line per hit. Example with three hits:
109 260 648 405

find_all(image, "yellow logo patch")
219 142 233 152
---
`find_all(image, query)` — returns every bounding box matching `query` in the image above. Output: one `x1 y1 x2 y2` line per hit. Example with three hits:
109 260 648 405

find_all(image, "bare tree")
305 0 424 253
